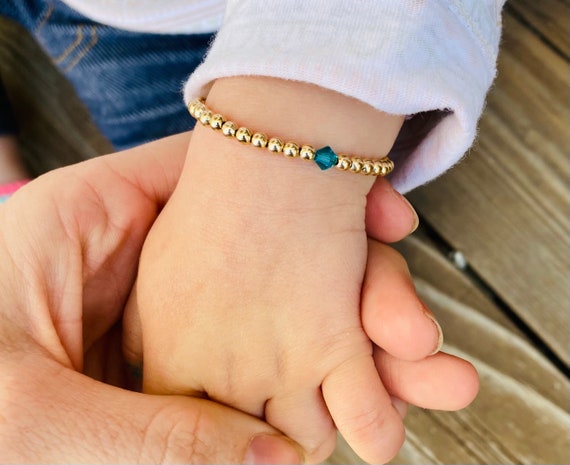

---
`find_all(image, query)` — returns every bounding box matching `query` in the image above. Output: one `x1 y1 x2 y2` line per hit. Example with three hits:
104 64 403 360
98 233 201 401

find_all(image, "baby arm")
125 76 434 463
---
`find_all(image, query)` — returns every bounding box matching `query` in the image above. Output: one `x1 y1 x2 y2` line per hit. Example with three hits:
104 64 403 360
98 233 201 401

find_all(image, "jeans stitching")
34 1 54 34
54 25 84 65
64 25 98 71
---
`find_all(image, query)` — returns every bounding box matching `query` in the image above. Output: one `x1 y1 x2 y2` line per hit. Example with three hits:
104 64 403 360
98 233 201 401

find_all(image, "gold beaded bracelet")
187 98 394 176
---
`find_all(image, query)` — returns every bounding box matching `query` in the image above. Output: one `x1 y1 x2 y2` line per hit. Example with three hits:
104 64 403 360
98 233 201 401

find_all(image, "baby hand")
124 77 474 464
124 136 443 464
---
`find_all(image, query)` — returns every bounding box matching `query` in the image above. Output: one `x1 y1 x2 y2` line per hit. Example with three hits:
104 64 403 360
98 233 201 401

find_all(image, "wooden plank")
329 236 569 464
394 231 524 336
408 12 569 364
509 0 569 58
404 234 568 410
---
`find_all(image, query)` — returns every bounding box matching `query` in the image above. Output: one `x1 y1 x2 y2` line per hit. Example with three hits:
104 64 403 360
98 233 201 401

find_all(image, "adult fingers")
0 353 303 464
365 178 418 243
78 131 191 208
362 240 443 361
24 133 192 363
122 280 144 386
375 349 480 411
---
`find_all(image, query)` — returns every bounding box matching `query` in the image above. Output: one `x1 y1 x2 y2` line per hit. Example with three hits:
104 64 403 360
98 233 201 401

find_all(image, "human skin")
0 133 301 464
126 77 479 463
0 132 478 463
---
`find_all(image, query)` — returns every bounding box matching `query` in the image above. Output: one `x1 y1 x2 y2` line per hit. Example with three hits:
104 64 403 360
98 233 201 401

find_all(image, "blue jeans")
1 0 214 149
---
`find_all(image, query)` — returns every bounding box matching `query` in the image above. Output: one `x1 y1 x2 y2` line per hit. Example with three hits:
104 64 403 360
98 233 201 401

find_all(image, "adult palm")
0 132 302 464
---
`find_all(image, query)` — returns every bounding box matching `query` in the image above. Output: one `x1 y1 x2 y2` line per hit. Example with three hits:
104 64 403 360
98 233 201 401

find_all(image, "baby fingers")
322 355 405 464
264 388 336 464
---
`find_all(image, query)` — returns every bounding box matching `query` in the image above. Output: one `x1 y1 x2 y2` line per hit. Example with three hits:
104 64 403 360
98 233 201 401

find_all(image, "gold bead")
267 138 284 153
372 161 382 176
194 102 206 119
361 160 374 175
372 161 384 176
199 110 212 125
221 121 237 137
210 114 225 130
188 99 199 117
251 133 268 147
186 96 396 178
349 158 363 173
236 127 252 143
335 156 351 171
283 142 299 158
300 145 315 161
374 160 392 176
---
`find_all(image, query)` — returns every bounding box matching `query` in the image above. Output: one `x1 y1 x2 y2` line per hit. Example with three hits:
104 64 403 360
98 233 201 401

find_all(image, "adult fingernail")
398 193 419 234
244 434 304 464
424 309 444 355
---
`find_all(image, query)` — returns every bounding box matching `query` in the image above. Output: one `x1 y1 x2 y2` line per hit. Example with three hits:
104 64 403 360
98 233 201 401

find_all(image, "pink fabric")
0 180 29 196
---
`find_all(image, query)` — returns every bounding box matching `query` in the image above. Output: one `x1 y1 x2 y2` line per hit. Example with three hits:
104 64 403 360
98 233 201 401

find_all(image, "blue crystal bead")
314 146 339 171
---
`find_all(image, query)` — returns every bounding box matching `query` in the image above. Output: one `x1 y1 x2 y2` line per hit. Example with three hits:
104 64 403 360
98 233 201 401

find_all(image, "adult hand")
0 132 302 464
0 131 476 463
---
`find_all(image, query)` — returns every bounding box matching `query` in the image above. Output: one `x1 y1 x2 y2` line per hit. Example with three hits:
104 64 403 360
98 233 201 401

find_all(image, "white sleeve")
184 0 506 193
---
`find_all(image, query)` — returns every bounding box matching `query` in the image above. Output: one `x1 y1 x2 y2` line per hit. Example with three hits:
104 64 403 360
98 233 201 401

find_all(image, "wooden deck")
1 1 568 463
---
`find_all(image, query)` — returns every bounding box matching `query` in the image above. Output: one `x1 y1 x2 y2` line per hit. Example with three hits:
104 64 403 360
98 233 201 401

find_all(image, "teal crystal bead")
314 146 339 171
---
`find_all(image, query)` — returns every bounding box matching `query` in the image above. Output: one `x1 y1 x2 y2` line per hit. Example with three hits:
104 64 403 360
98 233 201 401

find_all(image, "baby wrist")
189 97 395 178
178 76 405 215
198 77 405 194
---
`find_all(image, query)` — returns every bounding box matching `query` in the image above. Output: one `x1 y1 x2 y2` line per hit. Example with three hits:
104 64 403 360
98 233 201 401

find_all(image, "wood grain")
509 0 569 58
328 236 569 464
330 5 570 463
408 12 570 364
394 231 524 337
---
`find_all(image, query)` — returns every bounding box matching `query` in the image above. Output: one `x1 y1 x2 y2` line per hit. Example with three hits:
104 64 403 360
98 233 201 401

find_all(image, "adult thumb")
366 177 419 243
0 355 303 464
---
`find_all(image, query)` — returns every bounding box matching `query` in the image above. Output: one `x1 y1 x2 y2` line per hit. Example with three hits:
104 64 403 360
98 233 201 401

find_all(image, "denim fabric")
0 0 214 149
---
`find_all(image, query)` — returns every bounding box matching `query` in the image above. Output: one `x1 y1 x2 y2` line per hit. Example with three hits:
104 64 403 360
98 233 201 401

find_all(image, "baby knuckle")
303 427 337 462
